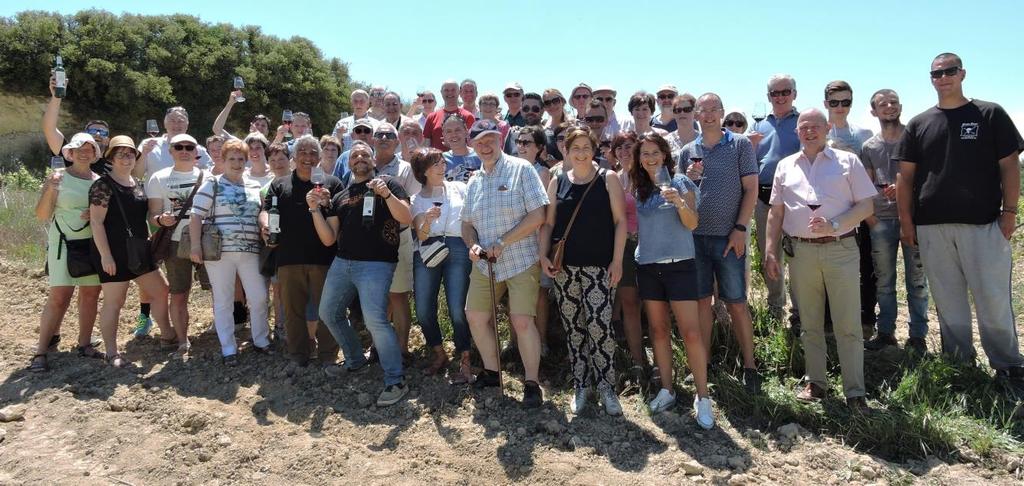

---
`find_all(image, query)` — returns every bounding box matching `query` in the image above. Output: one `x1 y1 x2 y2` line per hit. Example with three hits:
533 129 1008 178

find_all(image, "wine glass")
234 76 246 103
146 119 160 138
688 144 705 185
282 110 293 139
751 102 768 129
311 166 325 189
655 166 675 208
875 167 892 207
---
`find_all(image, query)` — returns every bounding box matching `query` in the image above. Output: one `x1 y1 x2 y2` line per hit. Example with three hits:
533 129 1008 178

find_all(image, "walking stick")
482 251 504 394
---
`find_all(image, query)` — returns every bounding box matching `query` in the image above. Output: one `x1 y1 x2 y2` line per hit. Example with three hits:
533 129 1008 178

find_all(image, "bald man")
764 109 876 412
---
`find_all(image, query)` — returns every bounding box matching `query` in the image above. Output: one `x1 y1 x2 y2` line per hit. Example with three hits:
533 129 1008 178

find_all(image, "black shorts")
637 259 699 302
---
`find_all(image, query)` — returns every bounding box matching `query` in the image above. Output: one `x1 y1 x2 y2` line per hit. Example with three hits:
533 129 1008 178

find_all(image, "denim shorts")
693 234 747 303
637 259 699 302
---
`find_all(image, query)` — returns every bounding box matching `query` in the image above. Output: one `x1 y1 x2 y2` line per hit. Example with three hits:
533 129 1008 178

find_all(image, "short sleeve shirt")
754 108 800 185
145 166 209 241
859 135 899 220
677 131 759 236
424 108 476 151
329 178 409 263
411 181 468 240
443 150 483 182
190 174 263 253
263 172 344 267
461 154 550 281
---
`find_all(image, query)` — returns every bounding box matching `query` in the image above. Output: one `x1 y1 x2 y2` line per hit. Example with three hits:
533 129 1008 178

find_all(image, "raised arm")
212 91 240 137
43 75 66 156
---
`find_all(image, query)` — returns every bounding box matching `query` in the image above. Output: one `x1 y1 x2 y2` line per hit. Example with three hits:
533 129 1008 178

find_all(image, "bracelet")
1002 208 1018 215
308 207 320 213
383 192 392 200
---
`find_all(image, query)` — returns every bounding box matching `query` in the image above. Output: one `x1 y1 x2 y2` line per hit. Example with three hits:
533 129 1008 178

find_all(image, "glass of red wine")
874 168 892 207
689 144 704 185
146 119 160 138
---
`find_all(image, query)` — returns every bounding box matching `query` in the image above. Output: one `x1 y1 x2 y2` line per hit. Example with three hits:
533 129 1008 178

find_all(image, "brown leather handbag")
150 171 204 264
549 169 601 271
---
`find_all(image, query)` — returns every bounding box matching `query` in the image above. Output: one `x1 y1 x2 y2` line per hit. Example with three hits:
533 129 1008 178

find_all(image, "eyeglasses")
827 99 853 108
86 127 109 137
595 96 615 102
421 98 436 103
480 101 499 107
672 106 694 114
543 98 562 106
353 127 372 135
515 139 535 146
374 132 398 140
522 105 542 113
930 66 961 79
657 93 676 100
370 92 385 98
172 144 196 151
724 120 746 128
769 89 793 98
503 92 522 98
584 115 606 123
572 93 591 100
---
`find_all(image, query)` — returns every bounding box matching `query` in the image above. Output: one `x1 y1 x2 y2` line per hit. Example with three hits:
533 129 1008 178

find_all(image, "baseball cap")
169 133 198 146
469 119 502 140
656 84 678 95
354 118 375 129
593 85 617 96
503 82 524 94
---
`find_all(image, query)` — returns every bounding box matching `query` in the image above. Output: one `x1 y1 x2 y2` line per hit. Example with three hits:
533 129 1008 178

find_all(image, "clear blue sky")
5 1 1023 131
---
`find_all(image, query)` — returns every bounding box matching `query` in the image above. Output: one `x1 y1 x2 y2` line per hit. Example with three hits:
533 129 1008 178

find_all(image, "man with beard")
503 93 546 156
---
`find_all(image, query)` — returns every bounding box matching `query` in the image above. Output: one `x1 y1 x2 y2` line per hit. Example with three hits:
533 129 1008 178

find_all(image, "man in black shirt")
312 141 413 407
261 135 343 367
894 52 1024 401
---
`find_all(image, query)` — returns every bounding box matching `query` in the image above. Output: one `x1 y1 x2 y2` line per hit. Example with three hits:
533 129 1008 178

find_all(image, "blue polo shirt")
753 108 800 185
677 130 759 237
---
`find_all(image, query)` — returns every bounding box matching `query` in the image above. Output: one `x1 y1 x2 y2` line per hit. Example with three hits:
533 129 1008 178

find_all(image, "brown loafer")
846 396 870 413
796 382 827 401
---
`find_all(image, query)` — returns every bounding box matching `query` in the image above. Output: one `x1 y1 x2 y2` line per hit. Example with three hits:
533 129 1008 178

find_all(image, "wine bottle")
362 188 375 226
53 55 66 98
267 196 281 245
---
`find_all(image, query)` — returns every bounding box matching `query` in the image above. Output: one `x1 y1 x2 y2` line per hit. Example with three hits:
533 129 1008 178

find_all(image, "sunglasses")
584 115 606 123
769 89 793 98
930 66 961 79
374 132 398 140
543 98 563 106
522 105 543 113
370 92 385 98
172 144 196 151
595 96 615 102
353 127 373 135
827 99 853 108
657 93 676 100
724 120 746 128
504 92 522 98
480 101 499 107
514 139 535 146
421 98 436 103
572 93 591 100
86 127 109 137
672 106 694 114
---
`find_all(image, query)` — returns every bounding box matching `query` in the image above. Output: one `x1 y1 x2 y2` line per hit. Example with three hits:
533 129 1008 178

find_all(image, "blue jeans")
318 258 403 385
413 236 472 353
693 234 748 303
870 218 928 338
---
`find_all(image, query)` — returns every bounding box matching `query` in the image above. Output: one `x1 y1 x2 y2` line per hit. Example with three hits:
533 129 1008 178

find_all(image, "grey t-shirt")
677 131 759 237
828 123 874 157
860 134 899 220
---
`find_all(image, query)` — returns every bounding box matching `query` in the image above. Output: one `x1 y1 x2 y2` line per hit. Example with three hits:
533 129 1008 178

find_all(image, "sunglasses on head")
353 127 372 134
542 98 562 106
724 119 746 128
827 99 853 108
672 106 694 114
173 144 196 151
584 115 606 123
657 93 676 100
374 132 398 140
504 92 522 98
86 127 109 137
514 139 535 146
930 66 961 79
522 105 542 113
769 89 793 98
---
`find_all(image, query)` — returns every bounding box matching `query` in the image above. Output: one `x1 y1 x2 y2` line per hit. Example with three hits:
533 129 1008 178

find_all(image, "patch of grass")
0 189 47 264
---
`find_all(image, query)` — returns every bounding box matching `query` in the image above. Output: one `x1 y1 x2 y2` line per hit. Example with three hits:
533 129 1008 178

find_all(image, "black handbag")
109 178 152 276
258 244 277 277
53 217 97 278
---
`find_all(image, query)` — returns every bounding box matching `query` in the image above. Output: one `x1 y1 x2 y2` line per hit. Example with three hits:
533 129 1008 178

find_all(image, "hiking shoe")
599 386 622 416
570 387 588 415
322 363 345 377
743 368 762 395
846 396 870 414
522 381 543 408
796 382 827 402
376 382 409 407
132 314 153 337
995 367 1024 402
648 388 676 414
864 332 897 351
694 396 715 430
472 369 500 389
222 354 239 367
904 337 927 355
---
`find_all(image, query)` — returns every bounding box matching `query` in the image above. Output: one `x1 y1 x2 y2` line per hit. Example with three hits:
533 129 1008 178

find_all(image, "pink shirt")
769 147 876 239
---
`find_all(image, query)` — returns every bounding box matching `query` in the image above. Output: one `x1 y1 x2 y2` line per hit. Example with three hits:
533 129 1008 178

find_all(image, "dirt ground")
0 257 1020 485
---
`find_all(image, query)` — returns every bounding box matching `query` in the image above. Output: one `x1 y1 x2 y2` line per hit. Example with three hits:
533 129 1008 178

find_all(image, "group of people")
30 51 1024 428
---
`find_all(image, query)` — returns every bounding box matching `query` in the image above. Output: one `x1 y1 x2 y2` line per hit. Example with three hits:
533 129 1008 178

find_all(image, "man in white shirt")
333 89 379 151
136 106 212 181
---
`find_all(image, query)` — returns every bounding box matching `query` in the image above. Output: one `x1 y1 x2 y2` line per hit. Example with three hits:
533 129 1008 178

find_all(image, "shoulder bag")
150 171 204 263
178 176 222 261
53 217 96 278
107 176 153 276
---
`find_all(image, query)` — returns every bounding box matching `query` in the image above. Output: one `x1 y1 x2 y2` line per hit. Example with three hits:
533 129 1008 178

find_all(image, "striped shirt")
190 174 264 253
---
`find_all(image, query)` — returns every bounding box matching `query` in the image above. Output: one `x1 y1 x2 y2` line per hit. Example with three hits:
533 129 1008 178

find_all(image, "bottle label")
54 70 66 88
267 214 280 233
362 194 374 217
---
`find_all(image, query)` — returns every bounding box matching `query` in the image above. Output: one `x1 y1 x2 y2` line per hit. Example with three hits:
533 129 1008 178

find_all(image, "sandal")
158 336 178 351
423 353 450 376
106 353 132 369
76 344 107 360
29 353 49 373
47 334 61 353
448 352 474 386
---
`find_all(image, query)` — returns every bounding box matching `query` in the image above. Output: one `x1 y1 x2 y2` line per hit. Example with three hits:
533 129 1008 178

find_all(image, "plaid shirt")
461 153 549 281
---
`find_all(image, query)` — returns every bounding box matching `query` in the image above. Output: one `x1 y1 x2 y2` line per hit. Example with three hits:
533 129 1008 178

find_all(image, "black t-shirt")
552 169 615 267
263 172 344 267
893 99 1024 225
330 178 409 263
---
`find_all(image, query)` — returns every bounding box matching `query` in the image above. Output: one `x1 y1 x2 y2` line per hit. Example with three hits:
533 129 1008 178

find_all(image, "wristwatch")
733 223 747 233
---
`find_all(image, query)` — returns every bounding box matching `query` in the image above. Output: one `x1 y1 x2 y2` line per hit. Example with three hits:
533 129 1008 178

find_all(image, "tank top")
551 168 614 267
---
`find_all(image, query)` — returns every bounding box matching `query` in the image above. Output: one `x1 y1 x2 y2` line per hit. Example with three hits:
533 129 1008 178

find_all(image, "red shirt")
423 107 475 151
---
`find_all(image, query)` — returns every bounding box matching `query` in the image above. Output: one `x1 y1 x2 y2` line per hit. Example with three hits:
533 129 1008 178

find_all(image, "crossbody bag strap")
174 170 205 221
559 168 602 245
106 176 136 239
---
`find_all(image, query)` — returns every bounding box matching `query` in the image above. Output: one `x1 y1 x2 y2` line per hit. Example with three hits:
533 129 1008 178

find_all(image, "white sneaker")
600 386 622 416
570 388 588 415
648 388 676 414
694 395 715 430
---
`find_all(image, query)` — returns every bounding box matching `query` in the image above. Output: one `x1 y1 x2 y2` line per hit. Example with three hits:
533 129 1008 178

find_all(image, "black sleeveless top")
551 168 615 267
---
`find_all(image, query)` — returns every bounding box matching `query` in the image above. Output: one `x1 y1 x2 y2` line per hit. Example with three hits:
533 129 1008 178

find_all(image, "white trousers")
204 252 270 356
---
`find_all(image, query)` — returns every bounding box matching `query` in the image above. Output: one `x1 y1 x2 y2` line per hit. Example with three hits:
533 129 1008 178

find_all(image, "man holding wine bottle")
764 109 876 412
860 89 929 353
894 52 1024 401
677 93 762 394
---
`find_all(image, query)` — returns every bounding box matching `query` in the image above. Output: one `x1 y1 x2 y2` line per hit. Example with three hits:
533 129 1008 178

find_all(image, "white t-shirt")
411 181 467 242
331 116 380 152
145 166 210 241
139 136 212 181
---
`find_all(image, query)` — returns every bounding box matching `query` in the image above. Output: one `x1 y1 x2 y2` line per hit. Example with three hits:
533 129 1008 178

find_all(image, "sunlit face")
441 83 459 105
399 125 424 149
251 118 270 135
638 140 664 170
321 143 340 162
85 123 110 149
503 90 523 110
170 141 196 164
614 141 635 169
825 90 853 118
369 87 385 108
469 133 501 159
570 88 591 113
672 97 696 124
767 79 797 111
164 112 189 136
293 145 319 174
656 90 676 110
72 143 96 165
443 119 468 148
383 94 401 117
460 83 477 104
292 117 311 137
425 156 446 184
694 98 723 132
797 115 828 150
522 99 543 125
247 141 265 161
373 128 398 154
631 103 652 124
352 93 370 113
351 125 373 143
593 91 616 112
584 106 608 133
515 134 540 162
224 149 247 178
479 98 499 118
110 147 136 171
871 93 902 122
930 57 965 96
567 136 594 165
207 140 224 163
268 151 290 176
543 95 564 118
348 146 374 176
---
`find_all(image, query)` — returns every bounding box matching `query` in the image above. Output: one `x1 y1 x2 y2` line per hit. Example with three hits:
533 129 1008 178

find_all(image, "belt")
790 230 856 244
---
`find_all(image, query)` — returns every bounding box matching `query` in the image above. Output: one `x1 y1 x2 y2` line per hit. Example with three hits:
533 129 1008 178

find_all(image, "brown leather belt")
791 230 857 244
